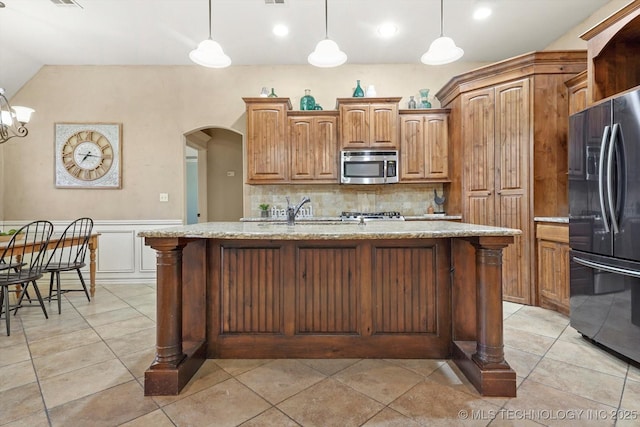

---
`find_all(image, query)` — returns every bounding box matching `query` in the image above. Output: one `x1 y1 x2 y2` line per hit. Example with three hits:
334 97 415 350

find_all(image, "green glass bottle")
268 88 277 98
352 80 364 97
300 89 316 110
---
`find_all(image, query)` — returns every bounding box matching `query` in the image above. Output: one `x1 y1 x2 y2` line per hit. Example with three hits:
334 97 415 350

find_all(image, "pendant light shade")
190 0 231 68
308 0 347 68
421 0 463 65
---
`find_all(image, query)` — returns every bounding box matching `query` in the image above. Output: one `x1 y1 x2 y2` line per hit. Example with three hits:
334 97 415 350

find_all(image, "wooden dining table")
0 233 100 297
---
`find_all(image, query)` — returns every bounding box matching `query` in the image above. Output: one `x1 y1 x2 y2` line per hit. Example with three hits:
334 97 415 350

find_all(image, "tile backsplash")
247 183 444 218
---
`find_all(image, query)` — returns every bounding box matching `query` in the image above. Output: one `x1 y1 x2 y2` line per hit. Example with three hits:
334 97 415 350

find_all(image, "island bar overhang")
139 221 520 397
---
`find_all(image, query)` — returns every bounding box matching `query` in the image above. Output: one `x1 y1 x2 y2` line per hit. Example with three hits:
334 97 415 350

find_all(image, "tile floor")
1 283 639 427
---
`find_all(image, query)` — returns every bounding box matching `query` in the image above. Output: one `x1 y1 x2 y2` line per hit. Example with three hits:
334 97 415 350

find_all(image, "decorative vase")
314 104 323 110
300 89 316 110
419 88 432 108
365 85 377 97
268 88 277 98
408 96 417 109
352 80 364 97
259 87 269 97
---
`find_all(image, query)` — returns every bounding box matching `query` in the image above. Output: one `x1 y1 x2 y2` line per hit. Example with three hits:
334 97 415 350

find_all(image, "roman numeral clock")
55 123 122 188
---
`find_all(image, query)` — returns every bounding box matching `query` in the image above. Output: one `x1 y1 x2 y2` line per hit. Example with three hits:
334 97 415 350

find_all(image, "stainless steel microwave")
340 150 399 184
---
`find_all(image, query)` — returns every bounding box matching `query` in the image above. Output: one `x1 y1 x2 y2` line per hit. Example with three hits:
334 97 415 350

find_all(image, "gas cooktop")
340 211 405 221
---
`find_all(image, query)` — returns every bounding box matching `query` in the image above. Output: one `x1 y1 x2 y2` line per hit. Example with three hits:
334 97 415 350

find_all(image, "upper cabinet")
565 70 588 115
244 97 291 184
288 112 339 182
399 110 450 182
581 1 640 104
337 97 401 149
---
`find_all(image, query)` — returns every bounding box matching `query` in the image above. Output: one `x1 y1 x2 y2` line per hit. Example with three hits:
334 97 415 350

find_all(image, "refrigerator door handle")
573 256 640 279
607 123 620 234
598 125 611 233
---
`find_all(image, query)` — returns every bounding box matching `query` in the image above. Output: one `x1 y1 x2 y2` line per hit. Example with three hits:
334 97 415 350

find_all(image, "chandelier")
0 88 34 144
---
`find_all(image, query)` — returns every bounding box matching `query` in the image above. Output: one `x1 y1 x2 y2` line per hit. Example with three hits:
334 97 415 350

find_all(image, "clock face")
62 130 114 181
55 123 122 189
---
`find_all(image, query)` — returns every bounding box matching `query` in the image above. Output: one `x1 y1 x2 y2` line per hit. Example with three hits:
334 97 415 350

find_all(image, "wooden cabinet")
337 97 401 149
565 70 588 115
436 51 586 305
399 110 450 182
537 223 570 315
581 2 640 105
244 98 291 183
288 112 339 182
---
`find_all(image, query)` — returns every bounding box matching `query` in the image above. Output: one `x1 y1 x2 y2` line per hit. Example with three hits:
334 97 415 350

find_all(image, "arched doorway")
185 127 243 223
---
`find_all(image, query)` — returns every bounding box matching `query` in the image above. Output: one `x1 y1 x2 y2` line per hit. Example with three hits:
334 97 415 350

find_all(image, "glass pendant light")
189 0 231 68
421 0 464 65
308 0 347 68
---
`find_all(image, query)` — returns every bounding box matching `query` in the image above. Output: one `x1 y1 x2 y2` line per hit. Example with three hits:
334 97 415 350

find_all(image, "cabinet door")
369 103 398 148
289 117 315 180
462 88 495 225
424 114 449 179
399 115 425 180
340 104 369 149
246 102 288 182
314 116 339 181
495 78 531 304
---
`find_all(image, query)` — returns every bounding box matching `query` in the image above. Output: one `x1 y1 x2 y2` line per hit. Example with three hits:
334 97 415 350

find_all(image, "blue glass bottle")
353 80 364 97
300 89 316 110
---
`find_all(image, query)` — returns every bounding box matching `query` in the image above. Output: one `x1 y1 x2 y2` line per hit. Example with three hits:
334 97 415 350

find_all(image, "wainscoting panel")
0 219 182 285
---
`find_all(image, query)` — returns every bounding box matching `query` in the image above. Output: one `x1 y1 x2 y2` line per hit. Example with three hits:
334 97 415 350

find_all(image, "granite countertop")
534 217 569 224
139 221 521 240
241 214 464 222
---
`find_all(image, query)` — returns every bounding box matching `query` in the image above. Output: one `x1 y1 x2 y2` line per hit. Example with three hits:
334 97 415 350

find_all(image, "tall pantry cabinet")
436 51 586 304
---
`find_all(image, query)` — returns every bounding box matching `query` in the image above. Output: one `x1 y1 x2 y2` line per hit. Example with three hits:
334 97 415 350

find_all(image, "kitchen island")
139 221 520 397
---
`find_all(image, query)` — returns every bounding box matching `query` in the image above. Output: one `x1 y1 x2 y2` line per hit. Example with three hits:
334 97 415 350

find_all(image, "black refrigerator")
568 87 640 364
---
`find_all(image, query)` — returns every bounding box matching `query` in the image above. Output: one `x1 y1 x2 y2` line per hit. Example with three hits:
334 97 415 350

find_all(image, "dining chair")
0 220 54 336
44 217 93 314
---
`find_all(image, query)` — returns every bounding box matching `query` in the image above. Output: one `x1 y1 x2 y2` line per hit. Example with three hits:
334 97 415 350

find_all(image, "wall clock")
55 123 122 188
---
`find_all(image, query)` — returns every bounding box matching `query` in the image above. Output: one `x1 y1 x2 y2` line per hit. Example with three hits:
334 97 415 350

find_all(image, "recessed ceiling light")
473 6 492 20
377 23 398 38
273 24 289 37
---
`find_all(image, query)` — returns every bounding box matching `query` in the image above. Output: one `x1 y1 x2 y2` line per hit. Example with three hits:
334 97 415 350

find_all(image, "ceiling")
0 0 614 97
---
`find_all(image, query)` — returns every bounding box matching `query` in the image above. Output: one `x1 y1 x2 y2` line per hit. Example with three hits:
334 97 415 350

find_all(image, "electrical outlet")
159 193 169 202
227 171 235 177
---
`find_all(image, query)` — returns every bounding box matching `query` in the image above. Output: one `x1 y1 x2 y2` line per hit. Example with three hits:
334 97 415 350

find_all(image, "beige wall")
207 128 243 221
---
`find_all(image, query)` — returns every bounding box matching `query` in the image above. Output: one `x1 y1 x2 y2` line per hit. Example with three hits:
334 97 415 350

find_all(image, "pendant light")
189 0 231 68
421 0 464 65
308 0 347 68
0 88 34 144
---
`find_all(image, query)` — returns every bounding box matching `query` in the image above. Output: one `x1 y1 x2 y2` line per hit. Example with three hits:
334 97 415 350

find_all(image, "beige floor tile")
28 327 102 359
517 305 569 325
236 359 326 404
124 293 156 308
504 311 567 339
504 379 617 427
2 410 50 427
390 379 500 426
361 407 421 426
83 306 145 327
0 329 27 348
73 297 130 316
298 358 359 375
503 325 556 356
102 284 155 299
48 380 158 427
385 358 446 377
22 315 90 342
0 342 31 367
119 409 176 427
528 358 625 407
163 377 270 427
0 360 37 393
503 301 523 315
426 361 481 396
621 378 640 411
133 303 156 319
151 360 232 406
214 358 273 376
93 315 155 340
333 359 422 404
487 416 544 426
278 378 385 427
503 347 543 379
0 382 45 425
240 407 300 427
40 358 134 408
32 340 116 379
544 339 628 378
119 346 156 379
628 365 640 382
103 328 156 358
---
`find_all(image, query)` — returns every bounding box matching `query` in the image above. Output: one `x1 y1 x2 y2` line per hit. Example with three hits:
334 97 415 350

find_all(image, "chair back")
0 220 54 283
45 218 94 270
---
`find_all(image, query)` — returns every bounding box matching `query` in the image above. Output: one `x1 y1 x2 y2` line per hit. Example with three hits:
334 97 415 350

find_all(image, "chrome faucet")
286 196 311 226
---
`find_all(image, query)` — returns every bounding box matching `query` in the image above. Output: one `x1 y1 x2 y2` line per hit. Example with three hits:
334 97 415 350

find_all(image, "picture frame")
54 123 122 189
